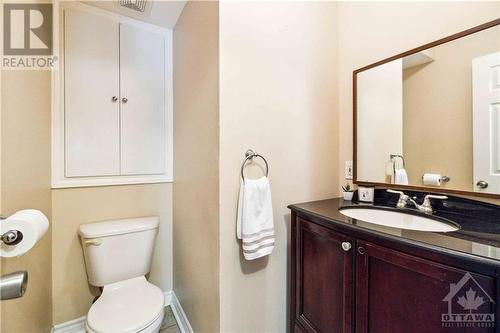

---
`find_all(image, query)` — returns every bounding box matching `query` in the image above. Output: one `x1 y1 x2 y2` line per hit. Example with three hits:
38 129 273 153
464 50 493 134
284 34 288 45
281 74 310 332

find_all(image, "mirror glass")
356 23 500 195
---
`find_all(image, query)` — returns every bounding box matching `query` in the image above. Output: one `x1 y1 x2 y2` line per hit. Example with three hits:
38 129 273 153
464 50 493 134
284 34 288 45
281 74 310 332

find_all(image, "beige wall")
403 26 499 191
51 184 172 324
218 2 339 331
173 1 220 332
1 71 53 332
338 1 500 205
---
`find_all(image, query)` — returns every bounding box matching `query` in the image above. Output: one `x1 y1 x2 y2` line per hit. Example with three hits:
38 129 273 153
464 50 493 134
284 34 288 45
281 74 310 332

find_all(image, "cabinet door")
295 218 354 333
356 240 496 333
64 9 120 177
119 23 166 175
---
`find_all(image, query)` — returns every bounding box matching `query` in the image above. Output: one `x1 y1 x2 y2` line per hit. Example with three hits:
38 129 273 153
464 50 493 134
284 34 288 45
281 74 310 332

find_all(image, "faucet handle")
387 189 409 208
387 189 409 199
421 194 448 213
387 189 405 195
424 194 448 201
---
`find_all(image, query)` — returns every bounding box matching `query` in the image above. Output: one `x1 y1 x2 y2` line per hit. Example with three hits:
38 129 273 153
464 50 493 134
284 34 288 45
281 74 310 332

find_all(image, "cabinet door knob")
121 97 128 104
341 242 351 251
111 96 118 102
358 247 366 255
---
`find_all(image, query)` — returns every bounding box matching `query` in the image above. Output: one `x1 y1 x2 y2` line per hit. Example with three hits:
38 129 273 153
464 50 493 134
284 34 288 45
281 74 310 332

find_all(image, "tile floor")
160 306 181 333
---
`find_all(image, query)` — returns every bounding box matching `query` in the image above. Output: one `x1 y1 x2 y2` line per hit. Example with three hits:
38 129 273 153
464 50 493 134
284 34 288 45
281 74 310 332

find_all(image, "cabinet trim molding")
51 1 173 188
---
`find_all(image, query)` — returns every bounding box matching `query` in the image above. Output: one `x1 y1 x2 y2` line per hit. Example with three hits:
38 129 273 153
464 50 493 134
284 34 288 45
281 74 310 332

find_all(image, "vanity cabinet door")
293 217 354 333
356 240 496 333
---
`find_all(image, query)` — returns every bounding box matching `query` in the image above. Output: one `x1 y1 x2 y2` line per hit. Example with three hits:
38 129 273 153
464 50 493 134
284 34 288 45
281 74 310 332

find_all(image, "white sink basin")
339 208 459 232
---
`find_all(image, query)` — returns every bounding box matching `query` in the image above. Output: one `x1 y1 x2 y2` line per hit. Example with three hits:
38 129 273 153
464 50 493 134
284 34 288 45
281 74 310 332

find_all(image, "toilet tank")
79 216 159 286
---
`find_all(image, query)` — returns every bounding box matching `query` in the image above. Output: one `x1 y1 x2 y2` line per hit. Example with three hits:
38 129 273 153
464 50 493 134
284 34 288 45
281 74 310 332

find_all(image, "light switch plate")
345 161 353 180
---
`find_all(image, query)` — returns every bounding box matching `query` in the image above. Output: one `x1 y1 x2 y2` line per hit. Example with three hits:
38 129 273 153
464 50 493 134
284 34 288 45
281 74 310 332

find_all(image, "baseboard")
51 316 86 333
165 291 194 333
52 290 192 333
164 290 173 306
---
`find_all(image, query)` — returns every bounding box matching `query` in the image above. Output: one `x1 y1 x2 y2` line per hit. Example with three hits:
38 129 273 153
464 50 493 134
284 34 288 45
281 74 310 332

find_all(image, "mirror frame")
353 18 500 199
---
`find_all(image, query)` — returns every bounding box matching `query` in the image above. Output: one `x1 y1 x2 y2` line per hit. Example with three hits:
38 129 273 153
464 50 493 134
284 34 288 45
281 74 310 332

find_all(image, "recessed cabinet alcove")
52 3 173 188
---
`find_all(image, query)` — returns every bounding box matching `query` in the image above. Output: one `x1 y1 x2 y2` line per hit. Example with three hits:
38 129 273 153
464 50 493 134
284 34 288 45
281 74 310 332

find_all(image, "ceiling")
84 0 187 29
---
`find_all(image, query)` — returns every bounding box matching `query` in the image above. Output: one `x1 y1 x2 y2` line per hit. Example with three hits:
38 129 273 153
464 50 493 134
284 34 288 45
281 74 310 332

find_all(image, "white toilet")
79 216 164 333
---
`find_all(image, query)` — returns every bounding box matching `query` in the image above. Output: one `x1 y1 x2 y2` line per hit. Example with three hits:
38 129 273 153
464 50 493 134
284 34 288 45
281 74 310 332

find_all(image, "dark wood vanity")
288 197 500 333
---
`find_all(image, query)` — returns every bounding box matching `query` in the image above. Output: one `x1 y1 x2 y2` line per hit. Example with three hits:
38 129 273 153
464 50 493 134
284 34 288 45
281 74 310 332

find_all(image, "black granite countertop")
288 190 500 262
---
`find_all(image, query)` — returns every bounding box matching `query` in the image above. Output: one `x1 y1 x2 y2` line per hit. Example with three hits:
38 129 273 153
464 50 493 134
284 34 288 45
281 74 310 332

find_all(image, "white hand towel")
394 168 409 185
237 177 274 260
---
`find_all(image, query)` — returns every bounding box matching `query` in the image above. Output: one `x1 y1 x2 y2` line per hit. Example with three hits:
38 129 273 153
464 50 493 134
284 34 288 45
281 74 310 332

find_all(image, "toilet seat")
86 276 164 333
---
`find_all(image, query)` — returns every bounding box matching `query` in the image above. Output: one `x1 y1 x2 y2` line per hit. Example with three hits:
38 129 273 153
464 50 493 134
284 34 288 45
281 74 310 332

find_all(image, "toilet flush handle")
84 239 102 246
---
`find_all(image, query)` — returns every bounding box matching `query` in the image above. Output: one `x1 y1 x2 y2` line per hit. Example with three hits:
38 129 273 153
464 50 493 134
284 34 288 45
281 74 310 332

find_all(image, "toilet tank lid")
79 216 159 238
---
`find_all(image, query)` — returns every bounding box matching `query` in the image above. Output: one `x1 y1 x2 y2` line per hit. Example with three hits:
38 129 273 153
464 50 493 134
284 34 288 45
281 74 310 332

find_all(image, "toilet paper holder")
441 176 451 183
0 216 24 246
421 175 451 184
0 271 28 300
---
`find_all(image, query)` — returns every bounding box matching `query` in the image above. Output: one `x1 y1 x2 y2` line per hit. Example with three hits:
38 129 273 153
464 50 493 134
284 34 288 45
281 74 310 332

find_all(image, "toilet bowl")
79 217 163 333
85 276 164 333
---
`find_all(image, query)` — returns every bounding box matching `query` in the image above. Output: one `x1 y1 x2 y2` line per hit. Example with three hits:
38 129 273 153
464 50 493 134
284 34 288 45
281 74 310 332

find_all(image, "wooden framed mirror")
353 18 500 199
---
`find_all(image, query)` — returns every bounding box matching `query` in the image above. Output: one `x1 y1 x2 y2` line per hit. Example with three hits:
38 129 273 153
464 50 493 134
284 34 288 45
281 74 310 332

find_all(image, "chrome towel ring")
390 154 405 172
240 149 269 181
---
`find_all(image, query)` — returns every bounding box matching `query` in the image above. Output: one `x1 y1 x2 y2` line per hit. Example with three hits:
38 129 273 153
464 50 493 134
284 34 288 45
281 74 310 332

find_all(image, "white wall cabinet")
53 4 173 188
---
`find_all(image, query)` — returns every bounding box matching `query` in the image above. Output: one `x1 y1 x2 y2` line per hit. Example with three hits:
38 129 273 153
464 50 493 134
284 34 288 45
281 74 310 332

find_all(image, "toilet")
79 217 164 333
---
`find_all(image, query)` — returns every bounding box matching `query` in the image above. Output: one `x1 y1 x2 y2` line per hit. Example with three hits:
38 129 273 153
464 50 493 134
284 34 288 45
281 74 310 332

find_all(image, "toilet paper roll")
422 173 442 186
1 209 49 258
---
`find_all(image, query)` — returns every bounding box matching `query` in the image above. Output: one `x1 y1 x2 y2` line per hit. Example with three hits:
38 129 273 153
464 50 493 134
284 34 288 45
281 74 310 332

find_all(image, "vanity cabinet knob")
121 97 128 104
358 247 366 255
111 96 118 103
341 242 351 252
476 180 488 189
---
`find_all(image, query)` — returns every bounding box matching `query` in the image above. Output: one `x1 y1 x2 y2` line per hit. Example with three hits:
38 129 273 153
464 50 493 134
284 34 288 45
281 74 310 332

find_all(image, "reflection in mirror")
356 23 500 195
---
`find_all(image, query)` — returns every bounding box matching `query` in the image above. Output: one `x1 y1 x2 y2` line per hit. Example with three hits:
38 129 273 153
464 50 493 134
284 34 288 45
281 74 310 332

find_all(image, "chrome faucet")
387 189 447 214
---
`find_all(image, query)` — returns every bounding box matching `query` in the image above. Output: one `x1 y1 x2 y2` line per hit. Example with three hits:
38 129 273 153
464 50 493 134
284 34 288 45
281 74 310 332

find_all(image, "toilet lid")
87 276 164 333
